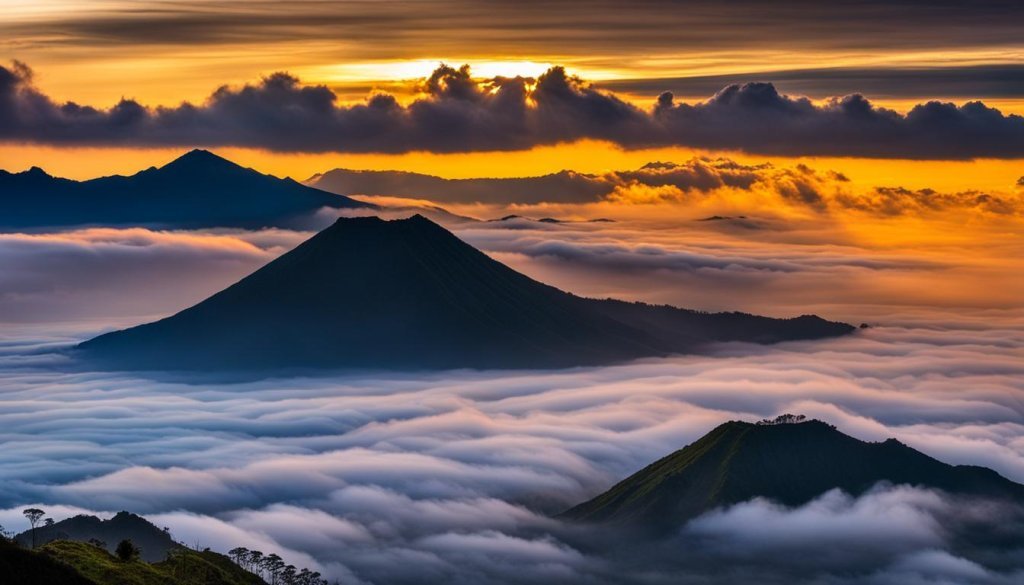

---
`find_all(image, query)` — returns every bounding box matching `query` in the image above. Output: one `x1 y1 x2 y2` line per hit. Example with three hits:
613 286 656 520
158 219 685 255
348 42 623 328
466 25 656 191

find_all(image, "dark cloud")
652 82 1024 159
600 64 1024 100
5 1 1023 57
4 61 1024 158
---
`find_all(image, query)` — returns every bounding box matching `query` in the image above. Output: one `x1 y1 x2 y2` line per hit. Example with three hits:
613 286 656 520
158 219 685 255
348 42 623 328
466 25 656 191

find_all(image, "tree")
247 550 264 576
43 518 54 527
115 539 140 562
265 553 285 584
22 508 45 549
228 547 249 567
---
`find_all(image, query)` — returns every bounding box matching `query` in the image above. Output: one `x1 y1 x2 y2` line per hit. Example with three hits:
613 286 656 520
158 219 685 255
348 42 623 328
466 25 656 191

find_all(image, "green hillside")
561 418 1024 531
41 540 267 585
0 539 268 585
0 539 97 585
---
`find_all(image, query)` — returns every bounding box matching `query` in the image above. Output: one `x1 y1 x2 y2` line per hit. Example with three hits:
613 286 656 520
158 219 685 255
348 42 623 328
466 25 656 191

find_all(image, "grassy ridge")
0 539 267 585
561 419 1024 531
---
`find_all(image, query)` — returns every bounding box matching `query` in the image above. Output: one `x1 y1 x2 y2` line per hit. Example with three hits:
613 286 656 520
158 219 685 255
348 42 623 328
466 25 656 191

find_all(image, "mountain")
15 511 179 562
0 539 97 585
77 215 854 371
4 510 322 585
306 167 609 205
0 150 371 229
40 541 266 585
0 539 268 585
561 418 1024 531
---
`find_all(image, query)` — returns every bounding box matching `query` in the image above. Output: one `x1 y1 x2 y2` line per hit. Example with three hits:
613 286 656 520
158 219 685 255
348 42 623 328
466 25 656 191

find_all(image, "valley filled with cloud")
3 3 1024 584
0 193 1021 583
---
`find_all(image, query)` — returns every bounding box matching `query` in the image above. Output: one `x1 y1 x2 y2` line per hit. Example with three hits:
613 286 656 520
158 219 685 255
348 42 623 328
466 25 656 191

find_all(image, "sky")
1 2 1024 584
2 0 1024 182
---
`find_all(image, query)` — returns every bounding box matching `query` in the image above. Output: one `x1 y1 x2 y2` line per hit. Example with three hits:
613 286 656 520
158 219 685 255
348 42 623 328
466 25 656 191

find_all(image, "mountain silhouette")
15 511 179 562
0 149 371 229
306 167 609 205
561 418 1024 531
78 215 854 371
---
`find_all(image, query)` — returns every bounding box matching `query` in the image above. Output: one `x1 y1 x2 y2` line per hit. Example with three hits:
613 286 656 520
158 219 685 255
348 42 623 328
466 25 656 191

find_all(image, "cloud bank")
4 61 1024 158
0 162 1020 582
0 315 1022 583
6 1 1023 70
0 228 302 324
312 157 1024 215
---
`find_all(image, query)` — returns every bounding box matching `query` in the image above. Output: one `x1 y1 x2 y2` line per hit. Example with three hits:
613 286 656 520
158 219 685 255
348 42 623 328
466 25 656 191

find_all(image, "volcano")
78 215 854 371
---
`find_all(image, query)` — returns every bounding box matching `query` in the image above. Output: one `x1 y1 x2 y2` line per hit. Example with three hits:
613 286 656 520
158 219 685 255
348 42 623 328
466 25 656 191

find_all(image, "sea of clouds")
0 213 1022 583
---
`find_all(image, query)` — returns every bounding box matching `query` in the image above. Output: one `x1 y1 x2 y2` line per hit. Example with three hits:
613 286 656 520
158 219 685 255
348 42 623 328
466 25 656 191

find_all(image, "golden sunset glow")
4 141 1021 195
2 4 1024 585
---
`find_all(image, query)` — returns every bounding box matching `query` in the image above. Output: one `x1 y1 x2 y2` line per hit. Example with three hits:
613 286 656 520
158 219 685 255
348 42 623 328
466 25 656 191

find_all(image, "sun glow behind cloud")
301 59 565 84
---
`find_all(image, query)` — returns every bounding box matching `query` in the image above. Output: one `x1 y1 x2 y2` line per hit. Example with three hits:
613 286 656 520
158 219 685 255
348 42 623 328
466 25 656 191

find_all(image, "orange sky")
2 1 1023 195
2 142 1022 198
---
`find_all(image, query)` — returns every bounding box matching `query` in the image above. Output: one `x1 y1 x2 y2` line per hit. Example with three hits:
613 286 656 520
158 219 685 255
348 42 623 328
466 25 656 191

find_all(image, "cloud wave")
1 312 1022 583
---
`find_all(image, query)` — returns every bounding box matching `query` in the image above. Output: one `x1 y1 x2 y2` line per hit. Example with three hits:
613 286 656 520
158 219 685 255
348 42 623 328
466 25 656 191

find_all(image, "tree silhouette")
228 547 249 567
22 508 44 549
247 550 264 577
265 553 285 584
115 539 140 562
227 546 329 585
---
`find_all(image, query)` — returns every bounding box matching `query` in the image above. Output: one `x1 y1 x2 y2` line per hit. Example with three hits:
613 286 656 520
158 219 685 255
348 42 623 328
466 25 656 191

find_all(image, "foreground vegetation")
1 511 334 585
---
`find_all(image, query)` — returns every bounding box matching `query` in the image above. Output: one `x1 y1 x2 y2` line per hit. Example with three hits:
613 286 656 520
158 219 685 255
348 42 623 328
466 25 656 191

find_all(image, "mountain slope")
15 511 179 562
0 149 371 229
78 215 853 371
38 540 266 585
0 539 98 585
561 419 1024 531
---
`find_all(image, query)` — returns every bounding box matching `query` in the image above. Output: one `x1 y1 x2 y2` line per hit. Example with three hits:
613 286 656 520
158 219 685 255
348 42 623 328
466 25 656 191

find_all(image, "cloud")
1 308 1023 583
310 157 1024 216
0 227 304 323
834 186 1023 216
0 172 1020 583
600 64 1024 101
6 1 1024 68
4 61 1024 159
685 485 949 559
652 82 1024 159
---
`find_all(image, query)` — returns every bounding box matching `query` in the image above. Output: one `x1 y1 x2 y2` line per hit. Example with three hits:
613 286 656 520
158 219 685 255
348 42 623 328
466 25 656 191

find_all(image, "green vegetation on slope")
41 540 175 585
0 539 269 585
561 418 1024 531
0 538 98 585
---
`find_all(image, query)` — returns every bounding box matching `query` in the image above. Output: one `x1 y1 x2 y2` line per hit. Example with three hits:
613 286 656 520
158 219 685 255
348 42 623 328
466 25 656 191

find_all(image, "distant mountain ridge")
0 149 371 229
78 214 854 372
561 418 1024 531
15 511 178 562
306 167 610 204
